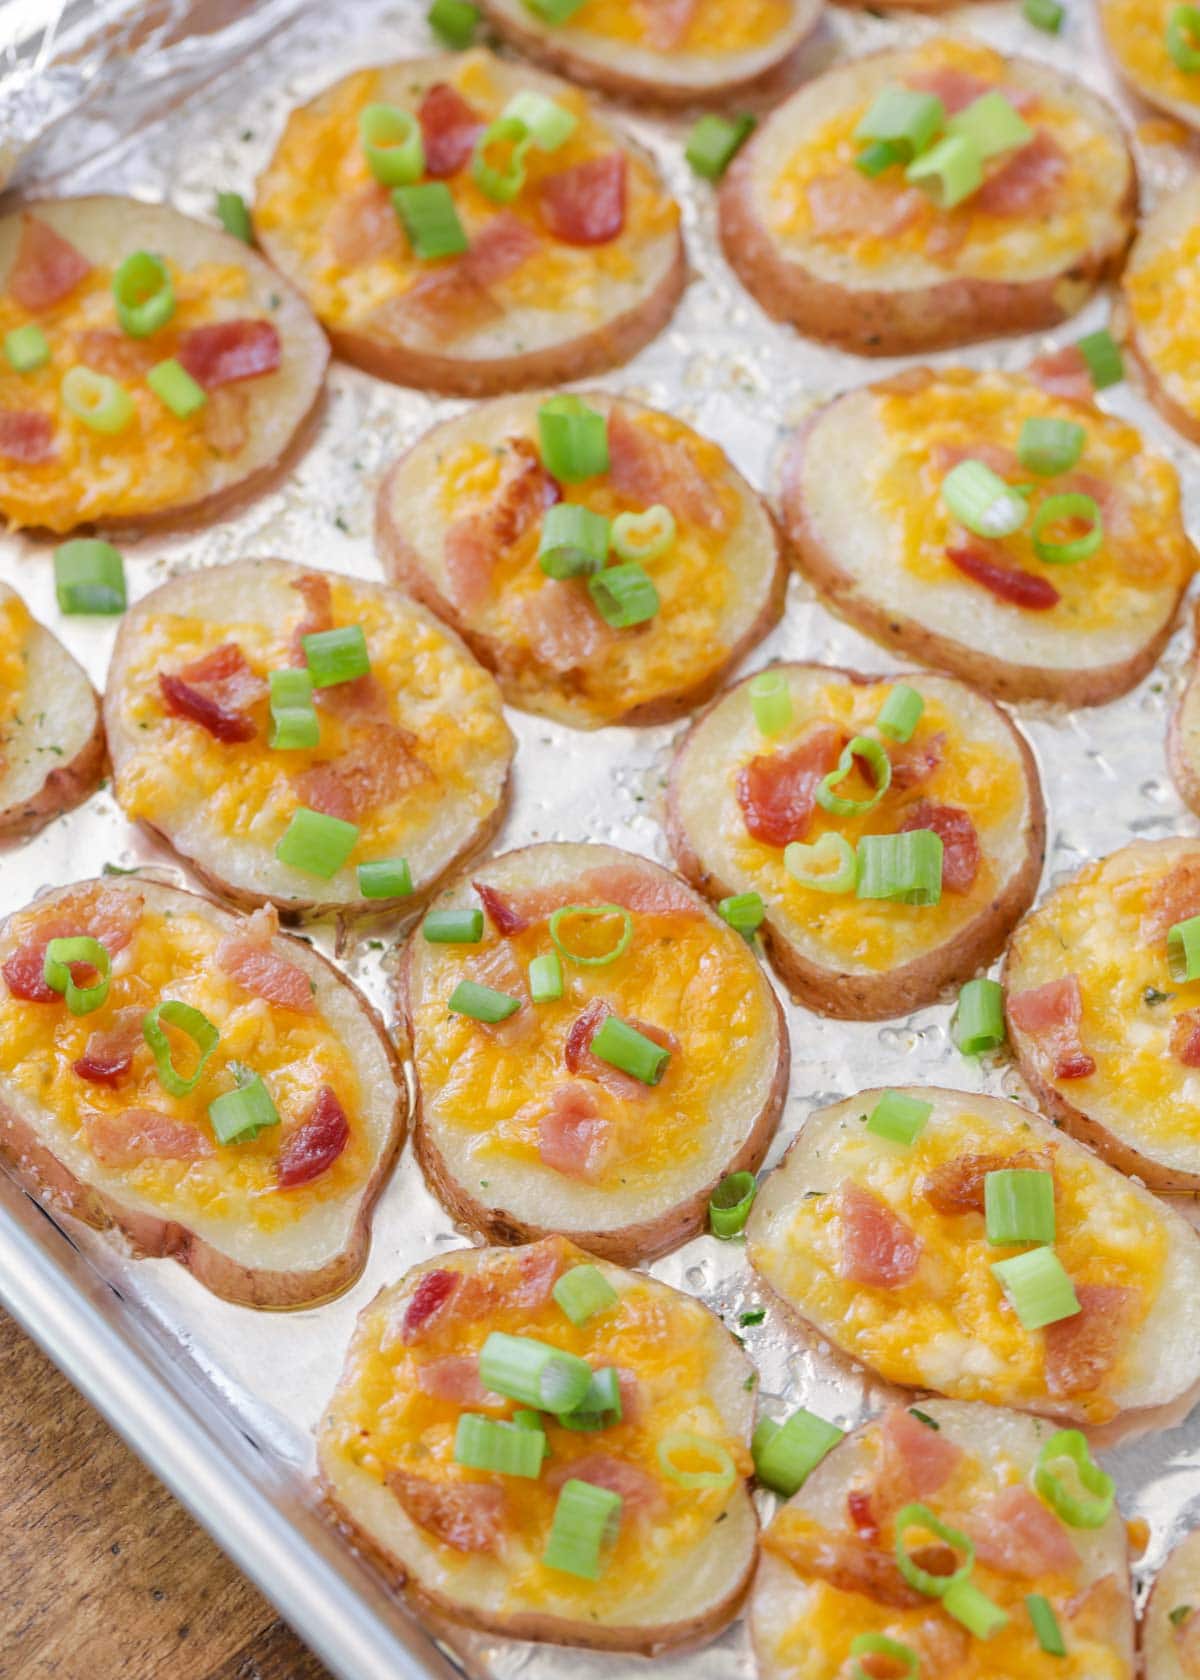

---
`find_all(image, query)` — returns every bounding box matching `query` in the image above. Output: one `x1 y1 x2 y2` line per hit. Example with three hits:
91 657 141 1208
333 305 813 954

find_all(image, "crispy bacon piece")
450 1239 568 1323
606 405 730 533
923 1147 1053 1216
487 863 700 926
445 434 561 611
807 175 925 239
879 1405 963 1500
217 906 315 1014
975 130 1066 217
947 542 1060 610
906 68 1036 116
540 154 628 246
890 732 945 790
736 723 845 849
2 886 142 1003
762 1514 927 1609
8 215 91 311
465 214 542 287
1142 857 1200 945
389 213 541 345
1044 1282 1137 1397
563 998 678 1102
0 409 54 464
328 183 405 266
897 800 980 894
546 1453 663 1515
1172 1009 1200 1067
1008 974 1096 1081
288 571 334 664
522 582 609 672
475 882 529 936
294 721 428 824
85 1108 213 1166
73 1007 145 1088
967 1484 1078 1577
418 83 482 178
386 1471 505 1553
73 328 152 381
1027 344 1094 406
202 387 250 458
645 0 699 48
159 642 265 744
536 1081 610 1181
276 1086 351 1188
415 1355 492 1406
176 320 281 390
467 941 533 1047
837 1181 921 1289
846 1488 879 1542
398 1268 460 1344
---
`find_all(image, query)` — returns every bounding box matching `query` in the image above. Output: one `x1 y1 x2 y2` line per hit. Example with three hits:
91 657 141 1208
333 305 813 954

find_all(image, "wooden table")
1 1310 333 1680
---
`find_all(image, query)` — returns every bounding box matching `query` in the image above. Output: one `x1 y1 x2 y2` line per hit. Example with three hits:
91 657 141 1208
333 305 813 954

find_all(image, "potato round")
0 196 328 533
718 38 1135 355
1143 1528 1200 1679
399 842 788 1264
105 558 513 919
781 365 1194 706
0 876 405 1307
1118 177 1200 446
668 663 1044 1018
253 51 685 396
1170 609 1200 818
377 390 785 728
1100 0 1200 132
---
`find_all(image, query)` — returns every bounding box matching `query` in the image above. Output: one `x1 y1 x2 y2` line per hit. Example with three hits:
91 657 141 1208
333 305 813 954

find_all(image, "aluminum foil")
4 1 1200 1674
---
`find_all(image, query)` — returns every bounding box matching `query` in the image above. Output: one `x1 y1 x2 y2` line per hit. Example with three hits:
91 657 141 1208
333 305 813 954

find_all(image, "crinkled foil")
3 1 1200 1675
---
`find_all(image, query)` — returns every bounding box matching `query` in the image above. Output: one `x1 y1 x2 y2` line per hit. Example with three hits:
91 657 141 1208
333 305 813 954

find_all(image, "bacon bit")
73 1007 146 1088
85 1108 213 1167
923 1147 1054 1216
392 265 501 341
563 998 678 1102
847 1487 879 1542
931 440 1020 480
475 882 530 937
1044 1282 1137 1397
288 571 334 665
159 641 265 744
1141 858 1200 945
807 175 925 240
889 731 945 791
522 582 610 672
328 183 405 266
386 1471 505 1553
837 1181 921 1289
277 1087 351 1188
464 214 542 287
514 1238 567 1309
415 1355 492 1406
398 1268 460 1344
1008 974 1096 1082
540 154 628 246
447 1239 568 1324
975 130 1066 217
878 1405 963 1501
217 906 316 1015
762 1514 926 1608
176 320 281 390
293 721 428 824
606 405 730 533
202 387 250 459
546 1452 663 1515
897 800 980 894
1172 1009 1200 1067
967 1485 1078 1577
736 723 845 849
906 68 1036 116
8 215 91 312
0 410 55 465
946 542 1061 610
445 435 561 611
418 83 483 178
1027 344 1095 406
645 0 699 47
615 1368 641 1425
467 941 533 1047
487 863 700 928
73 329 152 381
2 886 142 1003
536 1081 610 1181
1065 1573 1125 1640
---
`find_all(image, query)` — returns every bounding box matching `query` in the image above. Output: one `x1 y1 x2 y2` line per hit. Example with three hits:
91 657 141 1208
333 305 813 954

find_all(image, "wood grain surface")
0 1309 333 1680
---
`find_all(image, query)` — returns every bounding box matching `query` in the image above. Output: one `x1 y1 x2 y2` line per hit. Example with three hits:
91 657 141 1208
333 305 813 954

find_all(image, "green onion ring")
43 936 112 1016
142 1000 221 1097
893 1501 975 1596
1033 1430 1115 1529
548 903 633 968
655 1432 736 1492
815 735 892 818
1030 492 1104 565
850 1633 918 1680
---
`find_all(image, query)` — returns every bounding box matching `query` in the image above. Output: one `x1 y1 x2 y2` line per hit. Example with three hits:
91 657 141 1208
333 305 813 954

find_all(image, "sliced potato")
1118 177 1200 447
1143 1528 1200 1679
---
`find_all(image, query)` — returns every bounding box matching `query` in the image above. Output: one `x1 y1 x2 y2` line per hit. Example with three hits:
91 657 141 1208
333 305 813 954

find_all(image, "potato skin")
0 690 105 841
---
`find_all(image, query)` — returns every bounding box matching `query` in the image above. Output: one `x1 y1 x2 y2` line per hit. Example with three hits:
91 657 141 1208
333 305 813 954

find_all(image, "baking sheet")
3 0 1200 1675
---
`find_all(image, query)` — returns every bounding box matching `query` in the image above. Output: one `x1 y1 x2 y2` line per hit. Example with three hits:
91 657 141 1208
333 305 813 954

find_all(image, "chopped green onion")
454 1413 544 1477
268 666 319 750
590 1014 670 1085
876 683 924 742
894 1502 974 1597
358 858 413 899
303 624 370 688
588 562 659 628
866 1090 932 1147
1169 914 1200 981
479 1331 593 1412
471 116 533 204
553 1263 617 1326
43 936 111 1015
147 358 207 418
856 830 943 906
910 1408 939 1430
524 0 587 19
142 1000 220 1097
543 1479 621 1580
784 832 857 894
548 903 632 967
656 1432 736 1492
538 503 611 578
392 182 468 259
275 807 359 878
501 90 577 150
359 103 425 187
448 979 521 1023
528 951 563 1003
1026 1593 1067 1655
558 1366 622 1430
1076 328 1123 390
941 459 1028 538
1172 1605 1195 1628
946 91 1033 161
815 734 892 818
62 366 135 435
685 113 755 180
752 1409 844 1497
537 396 609 483
1018 417 1085 477
4 324 49 372
1031 492 1103 564
429 0 480 48
943 1577 1009 1639
208 1065 280 1145
718 892 764 937
991 1246 1079 1329
855 86 945 159
749 669 792 736
112 250 175 338
985 1168 1056 1245
216 190 254 243
423 908 484 943
709 1170 756 1238
1168 4 1200 69
952 976 1006 1054
1034 1429 1115 1528
611 504 676 564
906 133 984 209
855 140 902 177
1024 0 1064 29
54 538 126 614
850 1634 917 1680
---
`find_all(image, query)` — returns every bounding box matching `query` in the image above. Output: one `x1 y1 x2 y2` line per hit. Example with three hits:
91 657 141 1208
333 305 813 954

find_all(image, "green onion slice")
479 1331 594 1412
448 979 521 1024
611 504 676 564
423 908 484 943
752 1409 844 1497
685 113 756 180
876 683 924 742
4 323 49 372
215 190 253 243
894 1502 975 1597
587 561 659 628
54 539 127 615
543 1479 621 1580
854 86 945 158
209 1064 280 1145
358 858 413 900
1172 1604 1195 1628
718 892 764 936
471 116 533 204
656 1432 736 1492
1031 492 1103 564
359 103 425 187
857 830 943 906
749 669 792 736
538 502 611 578
850 1634 917 1679
43 936 111 1015
303 623 370 688
709 1170 756 1238
1167 4 1200 70
941 458 1028 538
548 903 632 967
142 1000 220 1097
524 0 587 20
429 0 479 47
558 1366 622 1430
943 1577 1009 1639
589 1015 670 1086
946 90 1033 161
454 1413 544 1478
392 181 469 260
1076 328 1124 390
985 1168 1056 1246
112 250 175 338
952 976 1006 1054
62 366 135 435
991 1246 1079 1329
866 1089 932 1147
268 666 319 750
537 396 609 483
855 139 902 177
1168 914 1200 981
552 1263 618 1326
784 832 857 895
1024 0 1064 30
528 951 563 1003
815 734 892 818
1034 1429 1116 1528
1018 416 1086 477
501 90 577 150
1026 1592 1067 1655
147 358 207 419
906 132 984 209
275 806 359 879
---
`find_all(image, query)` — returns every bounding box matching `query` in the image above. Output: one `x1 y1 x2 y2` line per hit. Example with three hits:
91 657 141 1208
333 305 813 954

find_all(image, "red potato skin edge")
0 686 106 840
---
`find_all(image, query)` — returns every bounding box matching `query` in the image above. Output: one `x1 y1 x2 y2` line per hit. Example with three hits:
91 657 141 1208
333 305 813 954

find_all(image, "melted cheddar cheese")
769 39 1124 277
555 0 791 51
322 1240 750 1614
1126 213 1200 421
729 678 1024 971
1104 0 1200 114
0 589 31 772
871 368 1191 633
